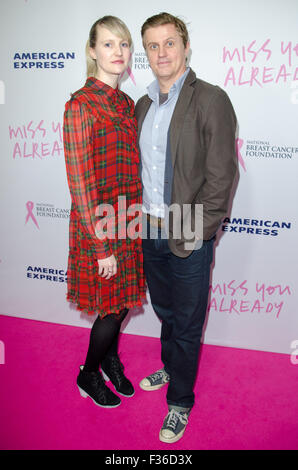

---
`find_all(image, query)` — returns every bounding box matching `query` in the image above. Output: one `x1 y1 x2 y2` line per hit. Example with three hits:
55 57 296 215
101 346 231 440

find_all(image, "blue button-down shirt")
140 68 190 218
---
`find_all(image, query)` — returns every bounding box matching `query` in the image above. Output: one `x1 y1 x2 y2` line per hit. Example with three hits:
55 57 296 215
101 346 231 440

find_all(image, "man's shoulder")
136 93 151 106
185 67 224 95
192 75 228 101
188 73 233 115
135 94 152 117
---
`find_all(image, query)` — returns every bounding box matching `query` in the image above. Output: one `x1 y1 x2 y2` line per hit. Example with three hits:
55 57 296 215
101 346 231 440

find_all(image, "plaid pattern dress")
63 77 146 317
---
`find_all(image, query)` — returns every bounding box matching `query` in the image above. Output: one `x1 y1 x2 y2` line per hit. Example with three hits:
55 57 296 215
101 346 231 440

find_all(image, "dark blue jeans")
142 224 214 409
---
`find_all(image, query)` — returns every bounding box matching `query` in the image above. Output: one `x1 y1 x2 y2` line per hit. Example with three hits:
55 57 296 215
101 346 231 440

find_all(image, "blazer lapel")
137 96 152 140
169 69 196 168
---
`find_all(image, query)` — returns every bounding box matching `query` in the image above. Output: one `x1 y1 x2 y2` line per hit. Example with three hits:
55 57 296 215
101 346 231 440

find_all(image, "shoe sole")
139 380 169 391
77 385 121 408
159 428 186 444
101 370 135 397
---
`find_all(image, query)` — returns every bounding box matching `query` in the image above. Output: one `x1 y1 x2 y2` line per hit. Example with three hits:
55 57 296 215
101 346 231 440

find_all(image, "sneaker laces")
166 409 188 431
152 370 164 380
152 369 169 382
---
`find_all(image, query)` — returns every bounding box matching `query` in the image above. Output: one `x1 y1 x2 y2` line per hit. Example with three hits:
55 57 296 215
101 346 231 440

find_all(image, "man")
136 12 238 443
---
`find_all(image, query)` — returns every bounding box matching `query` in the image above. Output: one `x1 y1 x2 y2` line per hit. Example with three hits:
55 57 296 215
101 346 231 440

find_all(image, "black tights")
83 308 129 372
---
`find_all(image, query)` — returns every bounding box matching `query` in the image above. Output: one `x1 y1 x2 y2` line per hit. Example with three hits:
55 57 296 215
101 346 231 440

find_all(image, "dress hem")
66 292 147 318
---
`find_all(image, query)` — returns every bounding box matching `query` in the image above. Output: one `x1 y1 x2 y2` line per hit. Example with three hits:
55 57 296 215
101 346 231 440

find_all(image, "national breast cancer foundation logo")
25 201 39 229
234 137 298 172
133 52 151 71
236 138 246 172
25 201 70 229
245 141 298 159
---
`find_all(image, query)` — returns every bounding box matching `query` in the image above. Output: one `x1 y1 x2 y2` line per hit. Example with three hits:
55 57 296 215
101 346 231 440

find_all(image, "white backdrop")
0 0 297 355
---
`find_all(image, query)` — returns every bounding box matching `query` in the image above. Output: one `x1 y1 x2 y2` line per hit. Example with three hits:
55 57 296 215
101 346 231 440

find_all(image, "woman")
63 16 146 408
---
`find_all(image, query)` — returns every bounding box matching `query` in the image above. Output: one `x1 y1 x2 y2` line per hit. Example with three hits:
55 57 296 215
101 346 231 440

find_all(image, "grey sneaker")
159 409 189 443
139 367 170 391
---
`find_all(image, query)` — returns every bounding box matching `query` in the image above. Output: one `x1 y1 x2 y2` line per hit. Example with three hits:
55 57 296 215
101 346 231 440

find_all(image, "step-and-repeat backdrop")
0 0 297 355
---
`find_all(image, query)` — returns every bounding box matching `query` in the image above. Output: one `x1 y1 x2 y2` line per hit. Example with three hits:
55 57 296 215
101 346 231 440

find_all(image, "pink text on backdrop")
9 120 63 159
256 282 291 302
222 39 298 87
208 280 291 319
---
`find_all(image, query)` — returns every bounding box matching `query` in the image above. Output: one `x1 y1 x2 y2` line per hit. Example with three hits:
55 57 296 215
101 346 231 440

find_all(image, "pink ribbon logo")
25 201 39 229
126 65 136 85
236 138 246 172
120 53 136 85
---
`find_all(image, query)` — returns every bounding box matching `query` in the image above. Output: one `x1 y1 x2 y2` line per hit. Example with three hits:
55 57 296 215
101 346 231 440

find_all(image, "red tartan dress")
63 77 146 317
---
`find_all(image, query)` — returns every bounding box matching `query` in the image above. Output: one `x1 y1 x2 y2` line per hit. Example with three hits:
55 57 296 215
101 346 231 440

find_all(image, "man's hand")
97 255 117 280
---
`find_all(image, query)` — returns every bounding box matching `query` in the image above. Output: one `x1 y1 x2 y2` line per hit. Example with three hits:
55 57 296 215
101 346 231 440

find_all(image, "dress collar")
85 76 119 98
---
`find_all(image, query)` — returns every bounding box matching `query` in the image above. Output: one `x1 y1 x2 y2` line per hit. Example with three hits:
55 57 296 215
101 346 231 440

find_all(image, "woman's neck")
95 72 119 89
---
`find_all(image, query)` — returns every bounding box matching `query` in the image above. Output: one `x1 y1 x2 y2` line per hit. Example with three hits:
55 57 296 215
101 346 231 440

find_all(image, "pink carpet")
0 314 297 450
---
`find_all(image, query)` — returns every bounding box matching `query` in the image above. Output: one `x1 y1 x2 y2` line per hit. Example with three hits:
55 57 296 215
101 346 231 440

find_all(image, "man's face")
143 23 189 85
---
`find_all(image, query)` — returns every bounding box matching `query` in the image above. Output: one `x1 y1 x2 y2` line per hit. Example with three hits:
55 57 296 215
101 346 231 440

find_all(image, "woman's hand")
97 255 117 280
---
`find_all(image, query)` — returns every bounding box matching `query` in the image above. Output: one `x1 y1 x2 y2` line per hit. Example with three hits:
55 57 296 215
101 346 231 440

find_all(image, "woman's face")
89 25 131 85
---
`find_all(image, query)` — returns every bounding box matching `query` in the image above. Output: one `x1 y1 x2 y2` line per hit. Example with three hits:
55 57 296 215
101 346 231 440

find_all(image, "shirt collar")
147 67 190 103
86 77 119 98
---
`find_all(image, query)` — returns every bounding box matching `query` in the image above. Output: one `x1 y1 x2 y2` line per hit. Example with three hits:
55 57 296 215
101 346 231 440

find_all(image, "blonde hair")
86 16 132 77
141 12 189 49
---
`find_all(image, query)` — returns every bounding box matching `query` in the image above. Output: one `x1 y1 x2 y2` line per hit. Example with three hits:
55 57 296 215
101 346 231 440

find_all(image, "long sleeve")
199 89 238 239
63 98 112 259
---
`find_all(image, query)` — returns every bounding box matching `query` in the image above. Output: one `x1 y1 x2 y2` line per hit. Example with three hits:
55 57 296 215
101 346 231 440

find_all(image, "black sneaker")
159 408 189 443
77 366 121 408
101 355 135 397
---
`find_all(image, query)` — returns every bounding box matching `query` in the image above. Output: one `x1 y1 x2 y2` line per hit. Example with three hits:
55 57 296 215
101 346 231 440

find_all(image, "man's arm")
199 89 238 240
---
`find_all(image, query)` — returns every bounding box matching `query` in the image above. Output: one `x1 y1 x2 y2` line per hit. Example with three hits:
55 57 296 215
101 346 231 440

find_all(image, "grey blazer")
135 68 238 257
